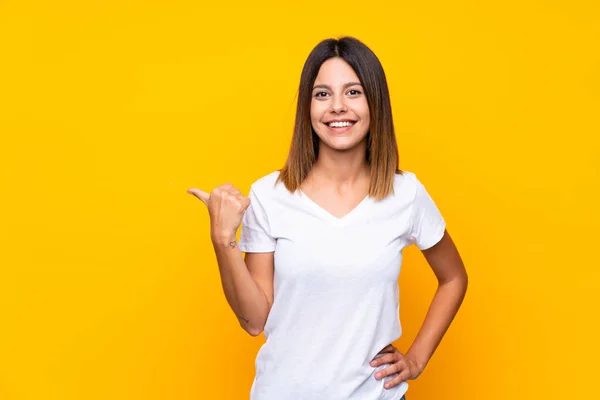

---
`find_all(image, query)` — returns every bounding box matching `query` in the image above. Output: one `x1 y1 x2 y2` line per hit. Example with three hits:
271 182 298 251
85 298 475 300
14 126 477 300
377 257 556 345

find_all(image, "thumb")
187 188 210 205
377 345 396 354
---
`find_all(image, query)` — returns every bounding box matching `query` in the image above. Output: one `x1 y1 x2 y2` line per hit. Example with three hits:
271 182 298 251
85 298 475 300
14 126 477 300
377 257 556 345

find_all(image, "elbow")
245 325 264 337
456 269 468 293
458 270 469 299
439 269 468 294
241 302 271 337
458 268 468 285
242 320 265 337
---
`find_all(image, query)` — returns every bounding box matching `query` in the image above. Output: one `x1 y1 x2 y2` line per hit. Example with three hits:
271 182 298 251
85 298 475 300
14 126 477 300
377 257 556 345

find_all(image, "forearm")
406 274 468 370
211 236 270 336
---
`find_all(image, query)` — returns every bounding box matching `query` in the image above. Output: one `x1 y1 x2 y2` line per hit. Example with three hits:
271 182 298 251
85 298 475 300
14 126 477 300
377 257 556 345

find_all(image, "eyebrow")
312 82 363 90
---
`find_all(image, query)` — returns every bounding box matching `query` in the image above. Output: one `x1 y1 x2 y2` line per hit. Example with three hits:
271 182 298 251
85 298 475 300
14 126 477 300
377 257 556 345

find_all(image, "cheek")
360 108 370 131
310 107 317 123
360 101 370 122
310 102 326 124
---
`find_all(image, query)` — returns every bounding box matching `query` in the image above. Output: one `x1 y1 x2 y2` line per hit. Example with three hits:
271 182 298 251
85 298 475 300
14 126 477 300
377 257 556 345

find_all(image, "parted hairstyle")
276 36 402 200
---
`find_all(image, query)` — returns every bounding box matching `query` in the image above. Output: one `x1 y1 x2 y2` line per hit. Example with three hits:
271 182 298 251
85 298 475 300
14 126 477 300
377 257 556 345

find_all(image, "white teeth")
328 121 354 128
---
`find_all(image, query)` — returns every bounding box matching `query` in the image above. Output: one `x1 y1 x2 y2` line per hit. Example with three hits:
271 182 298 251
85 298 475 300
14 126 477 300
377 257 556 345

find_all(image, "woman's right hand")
187 184 250 243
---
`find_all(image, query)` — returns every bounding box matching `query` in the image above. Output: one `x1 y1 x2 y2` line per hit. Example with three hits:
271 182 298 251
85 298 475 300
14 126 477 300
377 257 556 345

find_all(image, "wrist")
406 349 429 373
211 232 237 247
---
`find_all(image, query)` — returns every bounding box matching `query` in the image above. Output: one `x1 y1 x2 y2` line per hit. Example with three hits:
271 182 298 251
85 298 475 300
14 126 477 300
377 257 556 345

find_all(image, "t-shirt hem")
238 243 276 253
417 221 446 250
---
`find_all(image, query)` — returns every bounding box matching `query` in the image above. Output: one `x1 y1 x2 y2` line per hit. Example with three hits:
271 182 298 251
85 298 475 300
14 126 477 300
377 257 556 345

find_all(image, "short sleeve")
409 177 446 250
238 187 276 253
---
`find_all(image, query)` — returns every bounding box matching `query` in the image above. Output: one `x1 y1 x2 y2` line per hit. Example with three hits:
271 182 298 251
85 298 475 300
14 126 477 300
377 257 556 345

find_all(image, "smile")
325 120 356 128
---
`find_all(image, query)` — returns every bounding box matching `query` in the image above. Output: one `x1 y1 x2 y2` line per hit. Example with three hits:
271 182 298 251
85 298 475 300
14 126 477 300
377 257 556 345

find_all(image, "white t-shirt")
238 170 446 400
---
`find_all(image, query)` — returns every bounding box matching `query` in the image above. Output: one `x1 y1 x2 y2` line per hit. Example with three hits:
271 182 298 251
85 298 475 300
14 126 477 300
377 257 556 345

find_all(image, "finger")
370 353 399 367
374 363 401 380
233 194 250 212
240 198 251 212
218 183 234 190
378 345 396 354
383 369 410 390
187 188 210 205
228 188 241 195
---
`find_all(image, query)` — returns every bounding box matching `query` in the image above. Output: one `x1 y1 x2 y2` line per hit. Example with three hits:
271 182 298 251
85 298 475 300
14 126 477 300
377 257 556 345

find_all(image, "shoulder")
393 170 443 217
246 170 291 216
248 170 288 200
392 170 420 197
249 170 281 192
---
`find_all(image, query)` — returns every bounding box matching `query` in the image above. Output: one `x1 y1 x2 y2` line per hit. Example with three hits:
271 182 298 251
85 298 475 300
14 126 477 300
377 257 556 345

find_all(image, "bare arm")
211 236 274 336
406 229 468 371
187 184 275 337
372 229 468 388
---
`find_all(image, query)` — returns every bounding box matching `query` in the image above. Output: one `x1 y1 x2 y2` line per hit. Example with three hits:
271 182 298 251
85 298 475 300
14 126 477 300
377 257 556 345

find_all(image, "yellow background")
1 1 598 399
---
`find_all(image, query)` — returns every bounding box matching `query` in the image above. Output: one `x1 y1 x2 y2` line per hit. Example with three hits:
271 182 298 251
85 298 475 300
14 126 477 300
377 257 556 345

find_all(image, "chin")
322 138 365 152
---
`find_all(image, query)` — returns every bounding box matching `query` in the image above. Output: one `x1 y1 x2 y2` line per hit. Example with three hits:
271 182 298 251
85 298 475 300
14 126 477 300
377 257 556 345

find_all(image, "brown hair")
276 36 401 200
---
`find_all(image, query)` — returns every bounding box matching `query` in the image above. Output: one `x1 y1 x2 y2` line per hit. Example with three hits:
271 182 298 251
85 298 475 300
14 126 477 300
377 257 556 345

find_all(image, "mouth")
324 120 357 128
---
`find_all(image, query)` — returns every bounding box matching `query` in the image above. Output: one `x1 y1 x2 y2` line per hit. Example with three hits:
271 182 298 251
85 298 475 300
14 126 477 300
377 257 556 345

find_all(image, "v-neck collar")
297 189 372 225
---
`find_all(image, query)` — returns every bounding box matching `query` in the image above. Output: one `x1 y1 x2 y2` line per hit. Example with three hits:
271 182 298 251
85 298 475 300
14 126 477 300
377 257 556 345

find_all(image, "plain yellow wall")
1 1 598 399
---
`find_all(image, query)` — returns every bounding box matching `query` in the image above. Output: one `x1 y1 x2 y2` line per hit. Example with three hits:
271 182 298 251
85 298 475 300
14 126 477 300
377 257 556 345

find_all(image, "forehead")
314 57 361 85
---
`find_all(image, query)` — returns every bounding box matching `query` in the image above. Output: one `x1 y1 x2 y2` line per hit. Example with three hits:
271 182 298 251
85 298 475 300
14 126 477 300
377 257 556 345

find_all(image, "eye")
314 91 329 98
347 89 362 96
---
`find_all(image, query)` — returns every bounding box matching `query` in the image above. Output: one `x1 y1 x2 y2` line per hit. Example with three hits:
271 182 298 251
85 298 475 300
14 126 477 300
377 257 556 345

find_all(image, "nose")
330 94 347 113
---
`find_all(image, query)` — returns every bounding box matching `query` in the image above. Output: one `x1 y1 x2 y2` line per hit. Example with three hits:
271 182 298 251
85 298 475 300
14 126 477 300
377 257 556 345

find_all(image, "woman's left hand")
370 345 424 389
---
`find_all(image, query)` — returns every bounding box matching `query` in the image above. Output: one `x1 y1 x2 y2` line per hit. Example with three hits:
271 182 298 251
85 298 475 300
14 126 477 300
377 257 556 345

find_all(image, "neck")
310 141 370 186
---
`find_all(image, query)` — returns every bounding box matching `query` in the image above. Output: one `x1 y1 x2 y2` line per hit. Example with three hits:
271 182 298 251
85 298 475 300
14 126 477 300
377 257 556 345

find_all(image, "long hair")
276 36 401 200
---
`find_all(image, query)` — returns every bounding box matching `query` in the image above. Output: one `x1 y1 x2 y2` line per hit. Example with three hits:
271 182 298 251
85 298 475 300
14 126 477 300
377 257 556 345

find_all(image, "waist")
251 354 407 400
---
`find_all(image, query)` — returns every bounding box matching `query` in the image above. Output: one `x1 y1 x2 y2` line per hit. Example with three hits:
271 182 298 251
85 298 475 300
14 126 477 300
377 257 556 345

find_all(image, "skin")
370 231 468 388
310 57 370 153
187 184 272 337
188 56 468 391
300 57 372 217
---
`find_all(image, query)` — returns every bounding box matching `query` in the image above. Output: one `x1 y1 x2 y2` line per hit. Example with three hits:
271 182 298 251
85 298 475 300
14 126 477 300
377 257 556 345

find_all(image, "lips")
325 120 357 128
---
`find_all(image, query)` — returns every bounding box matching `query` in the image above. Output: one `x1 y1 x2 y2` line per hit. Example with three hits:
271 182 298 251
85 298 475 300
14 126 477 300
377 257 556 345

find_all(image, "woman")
188 37 468 400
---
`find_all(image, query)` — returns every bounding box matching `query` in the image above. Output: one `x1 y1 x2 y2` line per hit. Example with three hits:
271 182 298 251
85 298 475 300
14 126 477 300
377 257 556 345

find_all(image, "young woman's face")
310 57 370 153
